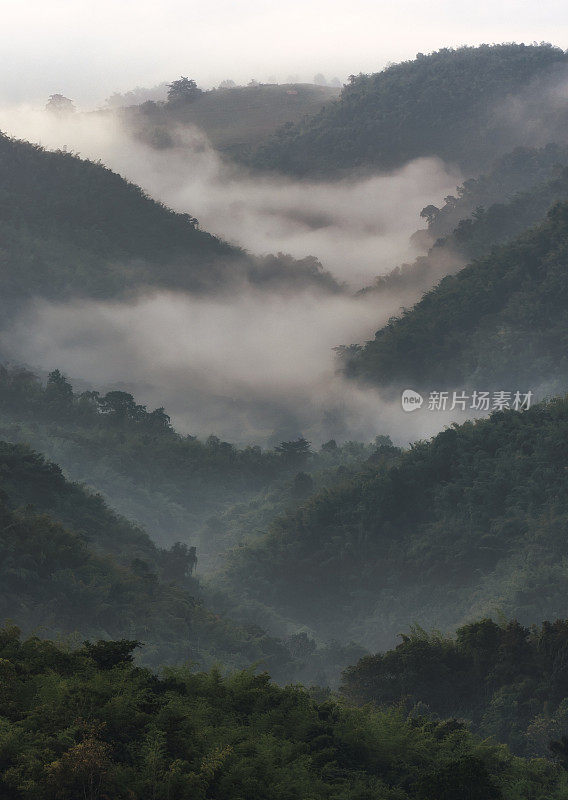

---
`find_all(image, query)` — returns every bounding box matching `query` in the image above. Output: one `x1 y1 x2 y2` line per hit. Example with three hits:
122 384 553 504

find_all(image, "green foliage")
247 44 568 175
166 76 202 104
342 618 568 759
0 132 240 304
0 628 565 799
348 200 568 390
223 398 568 650
0 366 379 566
0 438 299 676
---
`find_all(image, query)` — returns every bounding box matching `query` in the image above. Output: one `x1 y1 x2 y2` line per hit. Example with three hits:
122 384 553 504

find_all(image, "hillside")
0 366 378 571
0 439 297 675
2 628 567 800
122 82 341 160
0 132 339 308
222 398 568 648
342 618 568 758
360 148 568 302
424 143 568 240
247 44 568 176
346 200 568 392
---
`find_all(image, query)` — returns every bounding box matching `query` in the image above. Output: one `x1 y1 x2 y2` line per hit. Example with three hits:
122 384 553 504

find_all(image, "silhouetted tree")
46 94 75 114
166 77 202 103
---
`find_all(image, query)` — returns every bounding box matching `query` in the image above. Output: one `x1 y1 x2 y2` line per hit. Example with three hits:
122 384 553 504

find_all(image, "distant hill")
0 439 295 674
359 146 568 302
342 617 568 757
121 83 341 160
346 199 568 392
246 44 568 176
223 398 568 650
424 143 568 241
0 366 376 571
0 131 340 309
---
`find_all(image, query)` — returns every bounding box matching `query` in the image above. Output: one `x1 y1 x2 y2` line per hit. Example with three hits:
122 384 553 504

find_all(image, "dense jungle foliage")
223 398 568 649
0 366 379 566
1 627 567 800
248 44 568 176
0 132 338 306
342 619 568 758
347 200 568 391
0 437 302 675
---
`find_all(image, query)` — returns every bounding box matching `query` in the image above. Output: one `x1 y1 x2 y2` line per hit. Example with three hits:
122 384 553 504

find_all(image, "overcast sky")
1 0 567 106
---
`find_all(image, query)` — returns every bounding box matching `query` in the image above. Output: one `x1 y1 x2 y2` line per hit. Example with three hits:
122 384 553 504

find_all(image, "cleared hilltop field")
123 83 341 158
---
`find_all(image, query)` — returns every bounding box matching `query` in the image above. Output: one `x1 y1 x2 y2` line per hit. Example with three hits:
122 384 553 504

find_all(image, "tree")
219 79 236 89
275 438 311 467
46 94 75 114
162 542 198 584
82 639 140 670
97 390 145 420
420 204 440 225
167 77 202 104
46 369 73 405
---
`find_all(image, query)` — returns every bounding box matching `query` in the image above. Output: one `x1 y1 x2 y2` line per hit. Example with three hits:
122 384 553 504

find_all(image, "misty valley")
5 38 568 799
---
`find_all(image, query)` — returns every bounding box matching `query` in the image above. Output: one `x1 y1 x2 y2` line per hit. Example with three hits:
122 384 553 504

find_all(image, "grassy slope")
124 83 341 158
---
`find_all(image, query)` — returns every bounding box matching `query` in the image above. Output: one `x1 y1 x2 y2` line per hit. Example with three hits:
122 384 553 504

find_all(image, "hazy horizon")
2 0 568 106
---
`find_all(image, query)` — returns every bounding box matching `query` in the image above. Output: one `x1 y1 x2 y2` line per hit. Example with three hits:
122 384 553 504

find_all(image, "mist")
2 289 459 446
0 107 460 286
0 106 466 444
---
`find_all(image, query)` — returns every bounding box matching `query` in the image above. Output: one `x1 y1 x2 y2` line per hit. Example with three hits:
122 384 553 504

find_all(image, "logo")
402 389 424 412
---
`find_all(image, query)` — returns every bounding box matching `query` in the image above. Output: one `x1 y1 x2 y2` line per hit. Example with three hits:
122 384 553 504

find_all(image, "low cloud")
0 106 463 444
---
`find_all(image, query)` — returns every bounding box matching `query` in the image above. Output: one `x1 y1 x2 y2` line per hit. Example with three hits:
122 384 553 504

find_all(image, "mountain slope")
0 439 297 674
248 44 568 176
0 366 379 571
342 618 568 757
3 628 565 800
360 153 568 304
0 132 339 307
222 399 568 648
122 82 341 160
347 201 568 392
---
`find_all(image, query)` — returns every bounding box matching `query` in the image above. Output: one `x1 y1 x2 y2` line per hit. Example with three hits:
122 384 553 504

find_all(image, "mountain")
121 82 341 160
222 398 568 649
345 200 568 392
0 131 339 309
2 627 566 800
247 44 568 176
342 618 568 757
0 438 297 674
424 143 568 241
0 366 378 572
359 147 568 303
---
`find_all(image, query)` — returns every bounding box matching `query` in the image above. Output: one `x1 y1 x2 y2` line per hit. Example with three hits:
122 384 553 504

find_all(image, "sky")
1 0 568 106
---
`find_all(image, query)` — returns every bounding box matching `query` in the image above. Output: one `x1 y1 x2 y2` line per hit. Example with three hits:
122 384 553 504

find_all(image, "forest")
4 28 568 798
2 627 568 800
247 44 568 176
346 200 568 391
